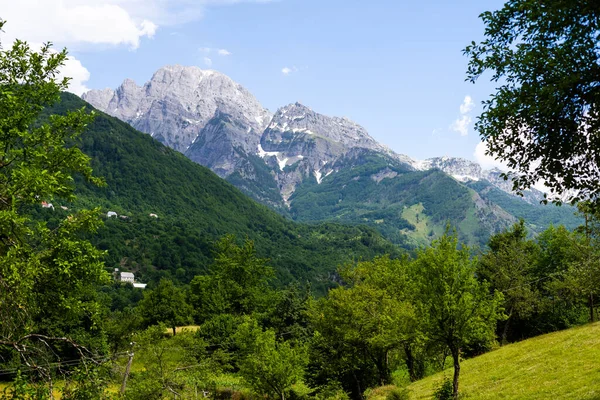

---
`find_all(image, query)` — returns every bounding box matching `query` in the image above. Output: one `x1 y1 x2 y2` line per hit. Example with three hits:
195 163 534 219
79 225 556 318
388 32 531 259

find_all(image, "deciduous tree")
189 235 274 320
138 278 193 336
0 21 109 390
412 232 503 399
465 1 600 203
307 257 418 399
236 319 306 400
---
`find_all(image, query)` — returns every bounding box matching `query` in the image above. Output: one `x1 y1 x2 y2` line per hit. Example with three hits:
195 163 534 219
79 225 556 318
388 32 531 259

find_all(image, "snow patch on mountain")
314 170 323 184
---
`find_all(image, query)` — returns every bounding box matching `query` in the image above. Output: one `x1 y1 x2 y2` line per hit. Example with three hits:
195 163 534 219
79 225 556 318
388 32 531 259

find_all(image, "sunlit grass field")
400 322 600 399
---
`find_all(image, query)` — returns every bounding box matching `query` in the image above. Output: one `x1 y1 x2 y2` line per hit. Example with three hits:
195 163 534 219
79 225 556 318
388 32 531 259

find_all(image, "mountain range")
45 93 400 291
82 65 580 246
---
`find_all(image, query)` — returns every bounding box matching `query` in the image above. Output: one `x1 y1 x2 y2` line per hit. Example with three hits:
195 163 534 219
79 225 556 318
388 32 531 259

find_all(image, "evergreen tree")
478 220 541 342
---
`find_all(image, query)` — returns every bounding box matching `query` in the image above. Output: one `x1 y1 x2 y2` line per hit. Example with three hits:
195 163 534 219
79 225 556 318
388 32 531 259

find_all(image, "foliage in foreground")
465 0 600 204
0 20 109 391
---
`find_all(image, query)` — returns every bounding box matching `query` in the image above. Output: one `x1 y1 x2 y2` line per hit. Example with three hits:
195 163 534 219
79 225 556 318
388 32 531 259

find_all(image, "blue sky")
2 0 507 165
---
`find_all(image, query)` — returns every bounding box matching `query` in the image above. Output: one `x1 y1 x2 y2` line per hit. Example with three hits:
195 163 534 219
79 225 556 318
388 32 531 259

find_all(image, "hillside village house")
120 272 134 283
113 268 146 288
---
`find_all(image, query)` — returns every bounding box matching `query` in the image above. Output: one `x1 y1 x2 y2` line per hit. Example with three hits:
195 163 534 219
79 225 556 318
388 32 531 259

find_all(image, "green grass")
457 202 480 240
403 322 600 399
401 203 440 246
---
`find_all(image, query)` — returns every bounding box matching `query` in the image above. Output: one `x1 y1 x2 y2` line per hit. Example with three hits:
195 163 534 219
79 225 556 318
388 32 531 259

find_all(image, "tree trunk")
590 293 595 323
120 350 135 395
172 326 177 336
404 344 416 382
352 370 363 400
375 353 391 385
451 346 460 400
501 307 513 344
404 343 424 381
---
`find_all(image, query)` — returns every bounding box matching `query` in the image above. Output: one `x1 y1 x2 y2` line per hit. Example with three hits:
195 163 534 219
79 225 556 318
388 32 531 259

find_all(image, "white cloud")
1 2 157 50
450 95 475 136
459 95 474 114
203 57 213 66
0 1 268 95
282 66 299 75
200 47 232 56
451 115 472 136
1 0 272 49
59 56 91 95
474 141 509 171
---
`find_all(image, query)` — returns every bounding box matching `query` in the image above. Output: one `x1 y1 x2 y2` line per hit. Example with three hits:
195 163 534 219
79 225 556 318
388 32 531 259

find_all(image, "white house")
120 272 134 283
107 211 118 218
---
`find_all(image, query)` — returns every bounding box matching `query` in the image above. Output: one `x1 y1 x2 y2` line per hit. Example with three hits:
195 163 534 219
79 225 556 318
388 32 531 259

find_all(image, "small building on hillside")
114 268 145 288
107 211 118 218
120 272 134 283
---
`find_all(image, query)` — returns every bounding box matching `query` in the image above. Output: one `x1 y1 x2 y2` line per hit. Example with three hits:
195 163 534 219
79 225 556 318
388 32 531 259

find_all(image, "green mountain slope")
45 93 401 290
398 322 600 399
289 151 581 246
290 151 503 246
466 180 581 231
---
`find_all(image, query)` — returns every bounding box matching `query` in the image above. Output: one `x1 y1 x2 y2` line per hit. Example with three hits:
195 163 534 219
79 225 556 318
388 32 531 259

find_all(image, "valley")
2 2 599 398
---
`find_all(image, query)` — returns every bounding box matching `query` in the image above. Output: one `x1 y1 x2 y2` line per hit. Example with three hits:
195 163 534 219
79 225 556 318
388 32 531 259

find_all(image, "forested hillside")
44 93 401 289
290 150 581 246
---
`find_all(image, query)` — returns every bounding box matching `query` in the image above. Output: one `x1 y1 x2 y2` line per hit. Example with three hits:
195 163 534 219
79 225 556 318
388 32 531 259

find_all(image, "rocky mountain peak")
410 156 545 204
82 65 271 153
421 157 484 182
264 103 384 152
81 65 547 210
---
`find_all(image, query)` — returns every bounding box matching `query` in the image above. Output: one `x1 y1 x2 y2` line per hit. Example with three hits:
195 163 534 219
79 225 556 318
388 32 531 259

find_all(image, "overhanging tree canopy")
465 1 600 204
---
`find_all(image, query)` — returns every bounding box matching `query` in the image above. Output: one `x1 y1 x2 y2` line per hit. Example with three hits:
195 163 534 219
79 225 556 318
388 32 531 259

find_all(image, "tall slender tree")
478 220 541 343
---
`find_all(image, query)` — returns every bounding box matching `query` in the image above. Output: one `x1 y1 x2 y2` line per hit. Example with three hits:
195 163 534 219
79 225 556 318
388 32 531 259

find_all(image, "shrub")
386 387 410 400
432 378 453 400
